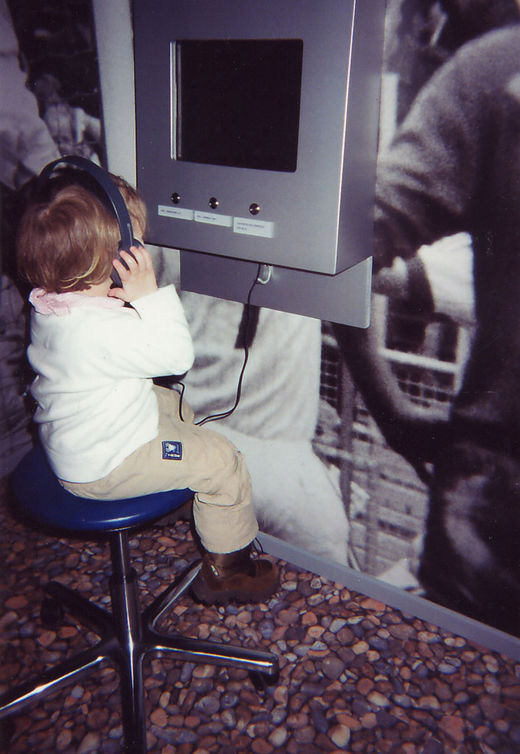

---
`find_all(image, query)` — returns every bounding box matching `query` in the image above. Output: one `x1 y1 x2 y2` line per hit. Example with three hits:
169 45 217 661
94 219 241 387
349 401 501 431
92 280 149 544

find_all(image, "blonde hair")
17 175 147 293
112 175 147 238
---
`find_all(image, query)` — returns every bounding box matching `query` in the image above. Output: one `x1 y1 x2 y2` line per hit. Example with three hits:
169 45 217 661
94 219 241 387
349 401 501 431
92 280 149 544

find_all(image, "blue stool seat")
12 444 193 532
1 444 278 753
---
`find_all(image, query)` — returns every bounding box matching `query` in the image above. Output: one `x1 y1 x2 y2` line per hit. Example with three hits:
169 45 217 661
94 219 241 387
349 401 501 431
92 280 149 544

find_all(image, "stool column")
109 531 147 753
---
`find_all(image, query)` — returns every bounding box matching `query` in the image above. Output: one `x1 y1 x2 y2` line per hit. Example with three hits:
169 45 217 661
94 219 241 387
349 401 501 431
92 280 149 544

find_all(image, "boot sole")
191 578 279 606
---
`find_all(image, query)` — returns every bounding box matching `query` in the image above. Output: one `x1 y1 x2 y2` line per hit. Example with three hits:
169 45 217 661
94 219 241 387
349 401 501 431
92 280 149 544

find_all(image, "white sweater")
28 285 194 483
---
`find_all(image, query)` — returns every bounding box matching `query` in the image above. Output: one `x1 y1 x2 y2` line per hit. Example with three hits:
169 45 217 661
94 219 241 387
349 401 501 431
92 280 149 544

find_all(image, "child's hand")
108 246 158 302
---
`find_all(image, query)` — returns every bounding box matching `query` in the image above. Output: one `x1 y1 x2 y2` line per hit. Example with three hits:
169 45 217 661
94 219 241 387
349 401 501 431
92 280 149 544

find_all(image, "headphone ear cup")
111 241 138 287
110 260 123 288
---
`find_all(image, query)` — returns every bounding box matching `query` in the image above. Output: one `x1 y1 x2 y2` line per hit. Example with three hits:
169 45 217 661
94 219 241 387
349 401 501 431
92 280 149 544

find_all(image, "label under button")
233 217 274 238
195 211 233 228
158 205 193 221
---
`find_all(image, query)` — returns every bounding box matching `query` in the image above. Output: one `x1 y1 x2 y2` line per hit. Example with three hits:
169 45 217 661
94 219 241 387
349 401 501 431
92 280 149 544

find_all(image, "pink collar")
29 288 124 316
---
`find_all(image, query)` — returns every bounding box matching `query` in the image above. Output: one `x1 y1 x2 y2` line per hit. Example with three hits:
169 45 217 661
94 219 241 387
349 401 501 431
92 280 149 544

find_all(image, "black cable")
177 263 262 426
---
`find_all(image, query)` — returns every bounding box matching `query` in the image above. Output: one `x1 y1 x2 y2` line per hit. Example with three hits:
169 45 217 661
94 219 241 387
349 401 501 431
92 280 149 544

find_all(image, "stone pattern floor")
1 483 520 753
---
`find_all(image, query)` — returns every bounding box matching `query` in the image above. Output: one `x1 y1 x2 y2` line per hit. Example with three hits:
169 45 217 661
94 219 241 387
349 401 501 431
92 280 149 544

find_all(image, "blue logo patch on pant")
162 441 182 460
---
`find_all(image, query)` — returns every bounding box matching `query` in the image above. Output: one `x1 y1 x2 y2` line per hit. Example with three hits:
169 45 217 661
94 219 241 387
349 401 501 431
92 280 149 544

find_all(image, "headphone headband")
37 156 134 251
37 156 137 288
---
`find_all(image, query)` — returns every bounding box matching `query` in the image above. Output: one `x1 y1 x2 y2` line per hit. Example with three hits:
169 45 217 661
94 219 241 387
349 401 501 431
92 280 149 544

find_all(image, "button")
249 203 260 216
209 197 219 209
171 192 181 204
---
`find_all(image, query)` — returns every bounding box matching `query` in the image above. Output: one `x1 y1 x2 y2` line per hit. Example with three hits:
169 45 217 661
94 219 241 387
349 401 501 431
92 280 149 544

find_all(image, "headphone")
36 155 141 288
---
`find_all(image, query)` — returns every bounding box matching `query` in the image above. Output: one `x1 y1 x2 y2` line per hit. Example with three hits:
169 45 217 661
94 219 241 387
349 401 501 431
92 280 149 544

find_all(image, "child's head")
17 172 147 294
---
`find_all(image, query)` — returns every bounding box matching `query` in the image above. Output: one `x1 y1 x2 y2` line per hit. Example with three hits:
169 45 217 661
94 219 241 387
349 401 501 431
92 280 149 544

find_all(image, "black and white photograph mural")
334 0 520 638
2 0 520 651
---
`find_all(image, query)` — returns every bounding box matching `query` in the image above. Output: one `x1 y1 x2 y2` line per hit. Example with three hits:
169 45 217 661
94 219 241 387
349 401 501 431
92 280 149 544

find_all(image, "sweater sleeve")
373 34 488 272
87 285 195 379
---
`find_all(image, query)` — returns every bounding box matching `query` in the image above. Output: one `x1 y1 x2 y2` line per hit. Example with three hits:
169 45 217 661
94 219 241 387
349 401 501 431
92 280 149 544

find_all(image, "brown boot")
191 544 279 605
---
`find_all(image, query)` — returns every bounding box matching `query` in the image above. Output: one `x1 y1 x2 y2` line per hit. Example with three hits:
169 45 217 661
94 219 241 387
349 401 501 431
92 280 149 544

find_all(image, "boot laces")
251 538 267 558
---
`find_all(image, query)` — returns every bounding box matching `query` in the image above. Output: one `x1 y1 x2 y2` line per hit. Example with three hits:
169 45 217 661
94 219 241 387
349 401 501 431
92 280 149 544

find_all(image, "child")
17 170 278 605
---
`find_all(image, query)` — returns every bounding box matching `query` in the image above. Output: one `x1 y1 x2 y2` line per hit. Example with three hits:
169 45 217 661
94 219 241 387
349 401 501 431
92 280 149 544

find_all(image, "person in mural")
0 0 59 477
0 1 59 191
385 0 520 122
31 72 102 164
336 20 520 635
379 0 519 356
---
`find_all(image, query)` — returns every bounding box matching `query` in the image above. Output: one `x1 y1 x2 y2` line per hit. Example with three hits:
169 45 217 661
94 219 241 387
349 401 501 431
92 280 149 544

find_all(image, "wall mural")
3 0 520 643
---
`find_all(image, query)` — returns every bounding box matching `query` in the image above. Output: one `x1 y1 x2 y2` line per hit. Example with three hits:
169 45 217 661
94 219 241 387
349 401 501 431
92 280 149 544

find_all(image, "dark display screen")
175 39 303 172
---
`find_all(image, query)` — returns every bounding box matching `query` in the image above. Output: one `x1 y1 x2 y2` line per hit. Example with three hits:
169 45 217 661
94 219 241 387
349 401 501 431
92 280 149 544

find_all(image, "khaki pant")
61 386 258 553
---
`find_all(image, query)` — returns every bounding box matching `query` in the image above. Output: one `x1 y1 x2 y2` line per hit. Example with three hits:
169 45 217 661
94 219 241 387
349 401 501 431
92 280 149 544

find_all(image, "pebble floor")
2 485 520 753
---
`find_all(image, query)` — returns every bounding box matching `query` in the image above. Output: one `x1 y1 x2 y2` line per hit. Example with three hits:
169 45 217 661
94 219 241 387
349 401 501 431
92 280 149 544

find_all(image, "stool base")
0 532 279 753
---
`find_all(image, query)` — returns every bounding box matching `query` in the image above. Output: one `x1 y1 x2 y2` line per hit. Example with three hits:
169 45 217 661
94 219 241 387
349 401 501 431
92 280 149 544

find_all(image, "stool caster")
41 596 65 628
0 716 15 751
249 669 279 693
